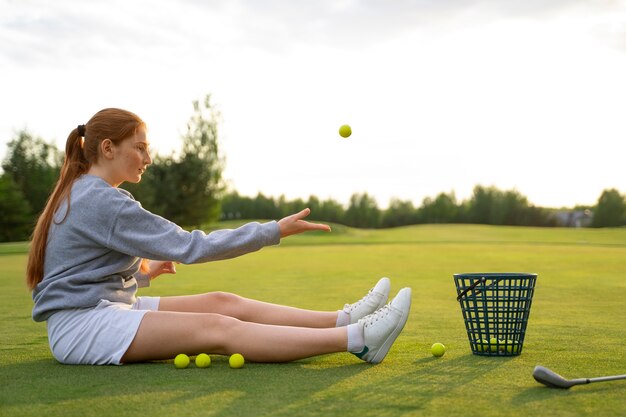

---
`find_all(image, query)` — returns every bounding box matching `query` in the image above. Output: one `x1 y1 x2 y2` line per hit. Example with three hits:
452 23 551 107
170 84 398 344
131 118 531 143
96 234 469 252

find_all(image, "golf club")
533 365 626 389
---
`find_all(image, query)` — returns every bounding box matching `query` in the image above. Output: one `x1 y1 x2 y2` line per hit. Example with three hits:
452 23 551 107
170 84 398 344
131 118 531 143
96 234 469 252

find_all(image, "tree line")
220 187 625 229
2 96 625 242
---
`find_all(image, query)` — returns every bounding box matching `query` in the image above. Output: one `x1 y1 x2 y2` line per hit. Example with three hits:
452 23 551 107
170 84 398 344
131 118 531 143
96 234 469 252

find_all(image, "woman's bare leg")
158 292 338 328
121 311 347 363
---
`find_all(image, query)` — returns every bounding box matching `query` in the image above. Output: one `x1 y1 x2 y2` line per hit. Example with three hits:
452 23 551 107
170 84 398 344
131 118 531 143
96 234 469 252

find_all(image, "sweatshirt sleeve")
105 194 281 264
135 272 151 288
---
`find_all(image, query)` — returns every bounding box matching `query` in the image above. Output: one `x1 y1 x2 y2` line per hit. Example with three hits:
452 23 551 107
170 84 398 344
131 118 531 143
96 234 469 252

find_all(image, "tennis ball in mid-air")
431 343 446 357
339 124 352 138
195 353 211 368
229 353 245 369
174 353 190 369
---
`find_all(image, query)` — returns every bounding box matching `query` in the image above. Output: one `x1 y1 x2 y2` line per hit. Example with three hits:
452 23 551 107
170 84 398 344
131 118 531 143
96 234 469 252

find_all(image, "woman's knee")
203 291 244 311
196 313 241 351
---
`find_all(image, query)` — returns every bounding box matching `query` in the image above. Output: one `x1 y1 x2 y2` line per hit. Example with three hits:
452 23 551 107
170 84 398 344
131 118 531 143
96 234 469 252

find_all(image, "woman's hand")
277 208 331 238
145 260 177 280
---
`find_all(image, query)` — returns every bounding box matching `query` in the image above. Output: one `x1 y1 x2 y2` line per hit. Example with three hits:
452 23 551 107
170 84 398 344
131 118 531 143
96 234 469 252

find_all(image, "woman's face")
111 127 152 185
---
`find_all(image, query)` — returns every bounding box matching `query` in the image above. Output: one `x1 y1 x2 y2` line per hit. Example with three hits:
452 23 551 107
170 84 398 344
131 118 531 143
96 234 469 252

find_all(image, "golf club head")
533 365 584 389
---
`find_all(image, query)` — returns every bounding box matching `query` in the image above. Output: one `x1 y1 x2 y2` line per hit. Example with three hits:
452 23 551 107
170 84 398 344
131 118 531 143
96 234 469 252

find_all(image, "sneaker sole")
370 290 411 364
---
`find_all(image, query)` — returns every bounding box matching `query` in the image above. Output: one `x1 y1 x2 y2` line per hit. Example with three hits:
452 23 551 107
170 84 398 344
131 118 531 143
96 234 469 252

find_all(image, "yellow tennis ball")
498 339 507 352
431 343 446 357
174 353 190 369
195 353 211 368
505 340 519 354
229 353 245 369
489 337 499 353
339 124 352 138
477 339 490 352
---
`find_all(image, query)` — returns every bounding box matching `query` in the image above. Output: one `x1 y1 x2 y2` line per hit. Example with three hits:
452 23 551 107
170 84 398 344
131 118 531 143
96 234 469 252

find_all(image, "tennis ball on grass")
195 353 211 368
431 343 446 357
229 353 245 369
174 353 190 369
339 124 352 138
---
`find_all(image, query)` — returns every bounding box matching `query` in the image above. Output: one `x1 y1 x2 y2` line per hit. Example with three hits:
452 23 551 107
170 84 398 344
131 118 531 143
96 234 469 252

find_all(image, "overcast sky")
1 0 625 209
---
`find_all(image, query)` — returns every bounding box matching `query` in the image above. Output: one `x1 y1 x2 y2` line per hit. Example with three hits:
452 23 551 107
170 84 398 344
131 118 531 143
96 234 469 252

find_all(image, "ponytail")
26 128 88 290
26 108 145 290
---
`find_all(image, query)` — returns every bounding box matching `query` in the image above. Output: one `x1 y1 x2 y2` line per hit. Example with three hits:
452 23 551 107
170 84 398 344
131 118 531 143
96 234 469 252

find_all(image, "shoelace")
343 287 376 313
362 304 393 327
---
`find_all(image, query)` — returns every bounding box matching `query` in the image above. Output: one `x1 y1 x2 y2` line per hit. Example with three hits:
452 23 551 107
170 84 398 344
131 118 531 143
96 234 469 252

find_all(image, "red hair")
26 108 145 290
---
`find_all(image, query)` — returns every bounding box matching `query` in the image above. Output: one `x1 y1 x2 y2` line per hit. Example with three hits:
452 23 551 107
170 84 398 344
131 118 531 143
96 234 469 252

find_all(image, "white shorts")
46 296 160 365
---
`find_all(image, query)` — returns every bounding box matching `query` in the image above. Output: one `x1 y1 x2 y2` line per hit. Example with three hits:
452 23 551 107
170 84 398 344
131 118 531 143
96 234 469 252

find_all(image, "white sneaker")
342 277 391 324
352 287 412 364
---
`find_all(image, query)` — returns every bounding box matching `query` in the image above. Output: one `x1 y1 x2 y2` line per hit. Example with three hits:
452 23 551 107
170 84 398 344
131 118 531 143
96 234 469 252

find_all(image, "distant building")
553 209 593 227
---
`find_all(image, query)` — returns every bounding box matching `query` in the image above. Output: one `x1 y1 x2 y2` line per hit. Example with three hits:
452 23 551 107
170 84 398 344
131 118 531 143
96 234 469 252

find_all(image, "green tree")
125 95 224 228
318 198 345 224
462 185 555 226
464 186 526 225
382 198 418 227
592 188 625 227
466 185 495 224
525 206 557 227
0 174 33 242
252 192 279 219
304 195 321 219
494 190 529 225
177 95 224 226
221 190 254 220
418 192 458 224
2 130 62 217
345 192 380 228
284 196 306 218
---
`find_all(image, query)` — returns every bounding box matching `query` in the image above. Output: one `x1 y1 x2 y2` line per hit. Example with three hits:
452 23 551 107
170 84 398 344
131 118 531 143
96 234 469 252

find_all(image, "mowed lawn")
1 224 625 417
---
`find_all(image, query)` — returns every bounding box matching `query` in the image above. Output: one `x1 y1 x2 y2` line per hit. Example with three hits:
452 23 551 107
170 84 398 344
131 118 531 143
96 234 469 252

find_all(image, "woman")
27 108 411 366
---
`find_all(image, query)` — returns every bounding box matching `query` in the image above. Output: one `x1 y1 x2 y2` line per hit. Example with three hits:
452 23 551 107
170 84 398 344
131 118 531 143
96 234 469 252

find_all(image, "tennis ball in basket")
174 353 190 369
229 353 245 369
431 343 446 357
505 340 519 354
339 124 352 138
498 339 507 352
195 353 211 368
489 337 500 352
489 338 507 352
477 339 490 352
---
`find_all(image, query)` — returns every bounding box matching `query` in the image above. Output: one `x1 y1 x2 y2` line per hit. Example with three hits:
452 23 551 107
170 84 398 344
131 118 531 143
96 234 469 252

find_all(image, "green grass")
1 224 626 417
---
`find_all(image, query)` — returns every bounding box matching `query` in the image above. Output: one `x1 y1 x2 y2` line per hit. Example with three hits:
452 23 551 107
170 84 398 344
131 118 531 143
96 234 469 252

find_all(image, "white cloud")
1 0 625 209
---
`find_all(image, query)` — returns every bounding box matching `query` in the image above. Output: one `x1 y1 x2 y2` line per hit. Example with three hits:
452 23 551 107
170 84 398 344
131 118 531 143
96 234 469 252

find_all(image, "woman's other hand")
145 260 177 280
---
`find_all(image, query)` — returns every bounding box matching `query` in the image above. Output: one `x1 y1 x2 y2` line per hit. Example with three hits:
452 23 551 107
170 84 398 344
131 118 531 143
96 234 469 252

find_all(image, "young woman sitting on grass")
27 108 412 366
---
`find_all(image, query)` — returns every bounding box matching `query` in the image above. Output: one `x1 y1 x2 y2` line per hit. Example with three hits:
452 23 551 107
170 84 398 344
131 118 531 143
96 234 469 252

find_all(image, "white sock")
336 310 350 327
347 323 365 353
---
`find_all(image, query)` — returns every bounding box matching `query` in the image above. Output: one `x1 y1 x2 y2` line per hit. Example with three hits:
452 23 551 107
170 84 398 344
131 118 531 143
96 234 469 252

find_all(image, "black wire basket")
454 273 537 356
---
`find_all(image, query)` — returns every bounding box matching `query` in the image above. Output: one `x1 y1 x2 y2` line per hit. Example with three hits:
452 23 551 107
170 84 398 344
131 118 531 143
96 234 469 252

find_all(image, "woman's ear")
100 139 114 160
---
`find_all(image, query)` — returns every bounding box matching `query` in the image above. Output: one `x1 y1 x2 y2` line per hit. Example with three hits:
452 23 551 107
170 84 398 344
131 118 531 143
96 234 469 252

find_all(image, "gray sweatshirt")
32 174 281 322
